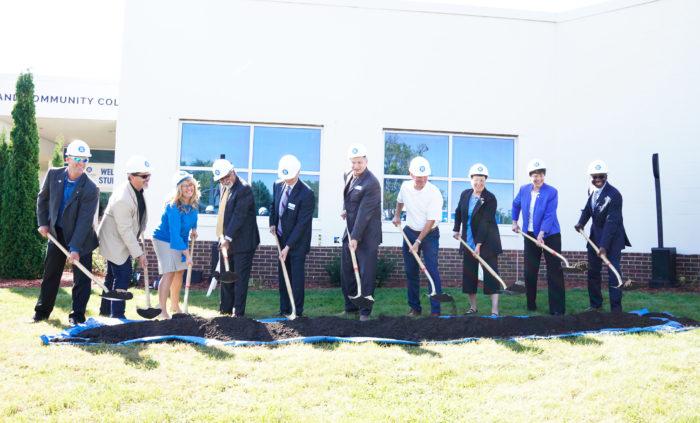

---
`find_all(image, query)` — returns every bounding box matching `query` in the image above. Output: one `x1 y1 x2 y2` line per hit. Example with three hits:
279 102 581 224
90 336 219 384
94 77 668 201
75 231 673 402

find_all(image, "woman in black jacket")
453 163 503 316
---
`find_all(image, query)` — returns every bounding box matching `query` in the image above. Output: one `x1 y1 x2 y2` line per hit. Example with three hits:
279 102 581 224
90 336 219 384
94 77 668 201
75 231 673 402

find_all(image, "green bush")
324 254 396 288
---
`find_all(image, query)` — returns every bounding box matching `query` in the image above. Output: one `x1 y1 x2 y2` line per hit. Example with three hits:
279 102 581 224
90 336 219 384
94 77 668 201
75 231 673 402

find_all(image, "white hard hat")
125 155 152 174
408 156 431 177
527 158 546 175
277 154 301 180
347 143 367 159
66 140 92 157
587 159 608 175
172 170 193 187
469 163 489 178
212 159 234 181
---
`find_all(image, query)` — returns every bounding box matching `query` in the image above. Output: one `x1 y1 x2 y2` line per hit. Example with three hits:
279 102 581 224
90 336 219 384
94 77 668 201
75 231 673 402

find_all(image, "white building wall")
555 0 700 254
117 0 698 253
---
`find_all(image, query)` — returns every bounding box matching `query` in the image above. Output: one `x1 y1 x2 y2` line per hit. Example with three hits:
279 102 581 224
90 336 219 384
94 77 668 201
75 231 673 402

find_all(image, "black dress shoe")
584 306 602 312
68 315 86 326
31 313 48 323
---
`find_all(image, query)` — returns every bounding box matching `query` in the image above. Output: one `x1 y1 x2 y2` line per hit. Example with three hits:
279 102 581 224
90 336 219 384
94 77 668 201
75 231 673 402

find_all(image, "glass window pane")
384 132 448 177
189 170 221 214
451 136 514 180
450 181 513 224
383 178 447 223
180 123 250 168
90 150 115 163
252 126 321 171
252 173 319 218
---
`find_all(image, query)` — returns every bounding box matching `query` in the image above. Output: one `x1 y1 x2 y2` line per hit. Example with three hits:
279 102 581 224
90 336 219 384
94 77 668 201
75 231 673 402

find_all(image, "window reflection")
180 123 250 168
253 127 321 171
384 132 449 177
451 181 514 224
452 136 514 180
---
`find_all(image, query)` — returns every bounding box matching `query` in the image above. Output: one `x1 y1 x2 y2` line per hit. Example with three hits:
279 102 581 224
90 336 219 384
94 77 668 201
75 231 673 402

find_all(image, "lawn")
1 286 698 422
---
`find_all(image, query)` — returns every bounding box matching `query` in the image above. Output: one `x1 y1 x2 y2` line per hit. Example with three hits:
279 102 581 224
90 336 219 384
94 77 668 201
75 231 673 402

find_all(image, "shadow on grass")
559 335 603 346
398 344 442 357
9 288 75 329
186 343 236 360
495 339 544 355
78 344 160 369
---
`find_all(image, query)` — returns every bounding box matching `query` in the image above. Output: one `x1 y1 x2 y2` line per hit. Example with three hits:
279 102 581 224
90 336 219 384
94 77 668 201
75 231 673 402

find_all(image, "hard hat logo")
419 166 425 172
478 166 483 171
595 164 601 170
283 169 289 175
78 146 85 152
215 170 220 175
534 162 539 167
352 148 358 154
145 161 150 167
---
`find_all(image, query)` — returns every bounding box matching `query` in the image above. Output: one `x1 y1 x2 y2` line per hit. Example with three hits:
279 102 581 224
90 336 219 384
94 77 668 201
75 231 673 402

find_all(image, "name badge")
288 203 296 211
354 185 363 191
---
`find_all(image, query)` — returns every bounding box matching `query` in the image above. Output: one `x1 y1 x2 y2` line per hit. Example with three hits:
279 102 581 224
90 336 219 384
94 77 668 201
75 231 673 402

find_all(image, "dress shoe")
337 311 359 318
31 313 48 323
430 312 440 317
584 306 602 312
68 315 86 326
407 309 421 317
359 314 370 322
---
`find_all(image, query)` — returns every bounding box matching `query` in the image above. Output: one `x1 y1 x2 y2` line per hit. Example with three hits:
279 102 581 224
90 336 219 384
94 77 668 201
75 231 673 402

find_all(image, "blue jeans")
99 257 133 318
402 227 442 314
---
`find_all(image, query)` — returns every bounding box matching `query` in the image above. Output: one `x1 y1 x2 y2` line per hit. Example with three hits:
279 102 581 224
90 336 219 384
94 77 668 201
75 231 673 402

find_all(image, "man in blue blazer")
212 158 260 317
575 160 630 312
34 140 99 325
511 159 565 315
269 155 315 317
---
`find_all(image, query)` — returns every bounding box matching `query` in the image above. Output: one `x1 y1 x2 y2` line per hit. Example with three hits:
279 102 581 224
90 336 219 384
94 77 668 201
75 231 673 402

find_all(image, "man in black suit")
575 160 631 312
341 143 382 321
212 158 260 317
269 155 315 317
34 140 99 325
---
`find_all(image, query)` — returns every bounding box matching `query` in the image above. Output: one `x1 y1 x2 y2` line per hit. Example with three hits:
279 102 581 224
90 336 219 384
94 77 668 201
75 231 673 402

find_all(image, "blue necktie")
277 185 291 236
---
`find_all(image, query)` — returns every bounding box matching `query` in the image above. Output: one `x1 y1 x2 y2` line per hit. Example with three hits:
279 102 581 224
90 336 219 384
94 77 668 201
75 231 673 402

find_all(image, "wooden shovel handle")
577 229 623 288
345 226 363 296
519 230 571 268
183 237 195 313
399 228 438 294
456 237 507 290
45 232 109 293
273 232 296 317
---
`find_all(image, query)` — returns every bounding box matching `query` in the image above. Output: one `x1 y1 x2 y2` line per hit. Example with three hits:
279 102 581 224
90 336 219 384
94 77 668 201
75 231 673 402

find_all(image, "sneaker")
464 308 478 315
584 307 602 312
407 309 421 317
359 314 370 322
430 312 440 317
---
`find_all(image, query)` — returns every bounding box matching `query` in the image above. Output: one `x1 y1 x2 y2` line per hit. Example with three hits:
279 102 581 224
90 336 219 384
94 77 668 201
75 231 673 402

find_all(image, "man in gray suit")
341 143 382 321
34 140 99 325
97 155 152 318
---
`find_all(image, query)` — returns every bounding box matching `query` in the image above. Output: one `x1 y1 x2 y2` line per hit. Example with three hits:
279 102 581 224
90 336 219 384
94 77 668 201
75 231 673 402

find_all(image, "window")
383 131 515 224
179 122 321 218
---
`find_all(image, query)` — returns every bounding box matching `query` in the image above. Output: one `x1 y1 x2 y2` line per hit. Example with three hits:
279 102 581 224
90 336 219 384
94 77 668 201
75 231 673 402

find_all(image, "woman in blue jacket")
152 171 200 319
511 159 565 315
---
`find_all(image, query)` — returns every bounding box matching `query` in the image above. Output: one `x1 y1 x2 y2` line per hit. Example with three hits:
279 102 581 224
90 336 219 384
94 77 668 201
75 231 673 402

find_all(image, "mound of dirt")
63 311 697 344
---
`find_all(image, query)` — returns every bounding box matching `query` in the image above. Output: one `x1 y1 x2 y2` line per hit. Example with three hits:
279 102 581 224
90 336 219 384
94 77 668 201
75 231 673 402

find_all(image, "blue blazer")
511 183 561 237
576 182 631 252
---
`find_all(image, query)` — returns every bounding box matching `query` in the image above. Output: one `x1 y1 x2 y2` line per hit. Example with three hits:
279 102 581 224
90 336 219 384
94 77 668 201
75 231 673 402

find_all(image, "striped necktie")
277 185 291 236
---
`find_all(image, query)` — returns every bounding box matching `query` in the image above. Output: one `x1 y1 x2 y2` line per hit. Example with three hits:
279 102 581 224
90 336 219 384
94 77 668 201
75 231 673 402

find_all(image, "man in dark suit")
212 158 260 317
341 143 382 321
34 140 99 325
575 160 631 312
269 155 315 317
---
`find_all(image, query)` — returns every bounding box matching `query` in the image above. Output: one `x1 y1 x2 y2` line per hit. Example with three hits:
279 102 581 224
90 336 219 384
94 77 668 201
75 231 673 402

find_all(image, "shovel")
345 226 375 310
45 232 133 301
577 229 623 288
518 230 586 272
173 238 196 319
455 236 508 291
399 227 456 309
206 255 220 297
219 245 238 284
273 233 297 320
136 239 161 319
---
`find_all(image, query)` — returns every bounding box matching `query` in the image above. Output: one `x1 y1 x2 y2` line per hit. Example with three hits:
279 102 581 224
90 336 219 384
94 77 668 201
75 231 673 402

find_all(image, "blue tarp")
40 309 693 347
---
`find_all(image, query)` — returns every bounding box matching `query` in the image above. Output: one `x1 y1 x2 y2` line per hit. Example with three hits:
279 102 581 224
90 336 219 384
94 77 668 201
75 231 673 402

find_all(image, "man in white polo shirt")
392 156 445 316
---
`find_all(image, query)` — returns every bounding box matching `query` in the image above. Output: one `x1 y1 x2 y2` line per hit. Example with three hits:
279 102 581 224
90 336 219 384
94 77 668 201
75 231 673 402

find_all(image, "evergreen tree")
0 73 44 278
0 129 8 247
51 134 65 168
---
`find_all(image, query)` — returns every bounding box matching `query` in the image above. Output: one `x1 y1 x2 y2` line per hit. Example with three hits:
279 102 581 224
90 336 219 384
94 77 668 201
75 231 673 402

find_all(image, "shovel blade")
171 313 190 319
136 307 161 319
219 271 239 284
349 296 374 309
429 293 455 303
101 290 133 301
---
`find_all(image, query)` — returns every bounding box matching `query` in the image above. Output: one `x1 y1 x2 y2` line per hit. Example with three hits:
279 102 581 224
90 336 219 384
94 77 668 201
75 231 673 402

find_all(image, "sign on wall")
85 163 114 192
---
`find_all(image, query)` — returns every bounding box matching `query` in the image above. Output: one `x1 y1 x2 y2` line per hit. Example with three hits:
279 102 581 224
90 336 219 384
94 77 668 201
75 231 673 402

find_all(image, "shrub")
375 257 395 288
324 255 342 287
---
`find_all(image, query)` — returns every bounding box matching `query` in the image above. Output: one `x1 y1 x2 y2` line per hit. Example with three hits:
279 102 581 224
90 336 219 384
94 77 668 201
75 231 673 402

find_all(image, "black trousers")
219 250 254 316
523 232 565 314
34 228 93 319
278 253 306 316
462 252 500 295
340 240 378 316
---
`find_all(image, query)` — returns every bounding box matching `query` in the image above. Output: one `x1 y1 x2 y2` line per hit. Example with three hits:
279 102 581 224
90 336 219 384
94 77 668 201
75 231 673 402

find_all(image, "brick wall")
143 240 700 289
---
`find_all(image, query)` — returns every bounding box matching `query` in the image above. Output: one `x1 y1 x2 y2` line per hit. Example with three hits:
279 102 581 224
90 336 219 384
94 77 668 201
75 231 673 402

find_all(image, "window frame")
381 129 518 228
178 119 323 226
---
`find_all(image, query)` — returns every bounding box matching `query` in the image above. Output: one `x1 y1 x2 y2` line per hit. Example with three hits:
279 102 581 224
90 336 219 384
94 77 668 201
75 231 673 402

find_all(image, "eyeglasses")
69 156 90 163
131 173 151 180
591 174 607 180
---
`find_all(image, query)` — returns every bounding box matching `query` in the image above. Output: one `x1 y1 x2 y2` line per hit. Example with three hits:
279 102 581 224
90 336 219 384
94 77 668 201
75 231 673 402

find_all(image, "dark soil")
63 311 698 344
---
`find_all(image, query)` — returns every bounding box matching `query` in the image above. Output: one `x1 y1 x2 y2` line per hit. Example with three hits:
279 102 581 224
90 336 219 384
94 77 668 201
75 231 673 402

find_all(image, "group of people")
31 139 629 326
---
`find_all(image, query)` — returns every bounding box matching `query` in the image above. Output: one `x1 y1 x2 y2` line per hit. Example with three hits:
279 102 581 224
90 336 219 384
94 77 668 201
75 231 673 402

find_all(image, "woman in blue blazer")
511 159 565 315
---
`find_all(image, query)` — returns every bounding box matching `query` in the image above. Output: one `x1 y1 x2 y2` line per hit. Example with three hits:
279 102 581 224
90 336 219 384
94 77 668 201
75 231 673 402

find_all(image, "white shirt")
397 180 443 231
528 190 538 232
590 182 606 209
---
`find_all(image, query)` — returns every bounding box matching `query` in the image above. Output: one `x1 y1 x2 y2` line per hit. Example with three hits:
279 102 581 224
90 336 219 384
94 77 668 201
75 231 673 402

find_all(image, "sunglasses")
591 174 607 180
132 173 151 180
69 156 90 163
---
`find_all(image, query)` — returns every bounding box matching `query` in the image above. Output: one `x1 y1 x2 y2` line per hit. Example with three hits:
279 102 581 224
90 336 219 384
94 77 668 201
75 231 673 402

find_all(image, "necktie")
277 185 291 236
592 189 600 211
216 186 229 239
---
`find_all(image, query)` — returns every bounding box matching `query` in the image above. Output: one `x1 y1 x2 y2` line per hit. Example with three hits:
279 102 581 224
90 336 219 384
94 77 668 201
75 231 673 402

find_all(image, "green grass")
1 286 698 422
